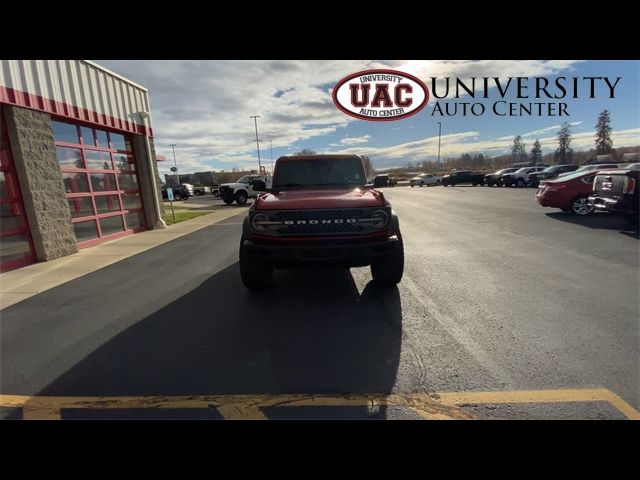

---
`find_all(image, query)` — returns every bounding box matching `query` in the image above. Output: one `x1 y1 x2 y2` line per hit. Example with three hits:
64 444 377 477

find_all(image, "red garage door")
52 120 147 248
0 110 36 272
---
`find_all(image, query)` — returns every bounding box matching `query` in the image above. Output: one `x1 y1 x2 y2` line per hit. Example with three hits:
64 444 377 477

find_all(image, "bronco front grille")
255 208 386 237
275 209 367 235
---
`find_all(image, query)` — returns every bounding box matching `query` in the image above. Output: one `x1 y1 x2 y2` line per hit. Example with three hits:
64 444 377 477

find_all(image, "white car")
410 174 441 187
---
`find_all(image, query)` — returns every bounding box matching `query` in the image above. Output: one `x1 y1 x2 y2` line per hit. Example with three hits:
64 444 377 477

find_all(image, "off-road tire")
371 234 404 286
239 245 273 289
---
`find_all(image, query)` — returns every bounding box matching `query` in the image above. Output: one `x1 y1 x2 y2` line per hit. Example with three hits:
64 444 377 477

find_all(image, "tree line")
401 109 631 173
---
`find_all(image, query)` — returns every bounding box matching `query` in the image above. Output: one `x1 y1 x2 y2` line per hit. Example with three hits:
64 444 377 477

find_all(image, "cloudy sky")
96 60 639 175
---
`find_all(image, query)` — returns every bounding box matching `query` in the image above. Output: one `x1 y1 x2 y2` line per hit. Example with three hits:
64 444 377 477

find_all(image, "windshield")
236 175 256 183
274 158 365 188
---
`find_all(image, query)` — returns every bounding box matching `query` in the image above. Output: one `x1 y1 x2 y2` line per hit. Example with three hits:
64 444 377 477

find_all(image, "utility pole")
169 144 179 184
250 115 262 174
270 139 273 175
437 122 442 166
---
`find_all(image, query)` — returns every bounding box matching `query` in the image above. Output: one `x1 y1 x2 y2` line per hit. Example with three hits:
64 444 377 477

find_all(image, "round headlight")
371 210 388 228
252 213 270 232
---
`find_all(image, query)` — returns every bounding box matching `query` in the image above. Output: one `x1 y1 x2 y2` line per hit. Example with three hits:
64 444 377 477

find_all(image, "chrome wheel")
572 197 593 215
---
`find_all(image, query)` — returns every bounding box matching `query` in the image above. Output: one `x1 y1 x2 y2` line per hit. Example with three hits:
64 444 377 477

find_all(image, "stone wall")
3 105 77 261
132 134 165 227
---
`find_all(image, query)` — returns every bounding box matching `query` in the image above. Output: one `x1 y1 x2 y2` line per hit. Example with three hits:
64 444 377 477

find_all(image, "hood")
410 176 422 180
254 187 386 210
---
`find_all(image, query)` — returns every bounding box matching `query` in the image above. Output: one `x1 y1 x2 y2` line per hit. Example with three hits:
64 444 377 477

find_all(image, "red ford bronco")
239 154 404 289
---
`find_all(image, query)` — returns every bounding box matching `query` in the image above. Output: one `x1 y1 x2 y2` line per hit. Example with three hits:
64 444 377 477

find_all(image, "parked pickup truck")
502 166 546 187
441 170 485 186
484 168 519 187
161 183 193 201
219 174 272 205
239 154 404 289
410 173 441 187
589 164 640 226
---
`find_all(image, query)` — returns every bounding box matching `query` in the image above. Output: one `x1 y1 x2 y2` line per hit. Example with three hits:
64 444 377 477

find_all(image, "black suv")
161 184 192 201
528 164 579 187
373 174 397 188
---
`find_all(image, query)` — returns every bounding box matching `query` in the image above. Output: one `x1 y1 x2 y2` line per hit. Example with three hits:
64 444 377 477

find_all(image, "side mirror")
252 179 267 192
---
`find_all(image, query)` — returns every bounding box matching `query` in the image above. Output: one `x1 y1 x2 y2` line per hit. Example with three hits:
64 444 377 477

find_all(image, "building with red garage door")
0 60 165 272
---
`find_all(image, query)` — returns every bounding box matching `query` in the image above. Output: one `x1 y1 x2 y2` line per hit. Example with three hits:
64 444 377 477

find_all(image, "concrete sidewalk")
0 208 245 310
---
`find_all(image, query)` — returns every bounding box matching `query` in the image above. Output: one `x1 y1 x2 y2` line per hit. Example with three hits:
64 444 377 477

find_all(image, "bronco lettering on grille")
283 219 358 225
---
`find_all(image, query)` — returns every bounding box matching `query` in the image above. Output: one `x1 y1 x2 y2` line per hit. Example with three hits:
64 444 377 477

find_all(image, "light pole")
270 139 273 175
437 122 442 166
250 115 262 174
169 143 179 185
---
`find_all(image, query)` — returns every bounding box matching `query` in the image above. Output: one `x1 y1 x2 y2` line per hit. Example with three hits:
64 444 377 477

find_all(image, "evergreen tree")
530 139 543 164
595 109 613 154
554 122 573 163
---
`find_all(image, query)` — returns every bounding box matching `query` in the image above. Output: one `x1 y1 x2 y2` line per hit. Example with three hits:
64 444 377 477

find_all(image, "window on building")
54 120 147 247
1 110 36 271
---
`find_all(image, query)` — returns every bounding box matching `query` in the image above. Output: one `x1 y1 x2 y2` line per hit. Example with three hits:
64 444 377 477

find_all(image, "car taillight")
623 177 636 194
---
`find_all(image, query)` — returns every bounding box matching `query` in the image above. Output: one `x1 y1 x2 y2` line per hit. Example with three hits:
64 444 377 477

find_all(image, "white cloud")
340 135 371 145
95 60 585 174
496 121 583 141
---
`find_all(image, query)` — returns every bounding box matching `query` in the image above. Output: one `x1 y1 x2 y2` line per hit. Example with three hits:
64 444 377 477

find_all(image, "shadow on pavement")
545 212 639 236
33 264 402 417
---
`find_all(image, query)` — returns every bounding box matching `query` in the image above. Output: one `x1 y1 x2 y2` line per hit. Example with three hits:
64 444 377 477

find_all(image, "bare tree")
361 155 375 177
293 149 317 155
555 122 573 163
511 135 527 163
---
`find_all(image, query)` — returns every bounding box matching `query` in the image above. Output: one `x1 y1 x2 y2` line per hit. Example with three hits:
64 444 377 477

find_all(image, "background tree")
361 155 375 178
511 135 527 163
554 122 573 164
595 109 613 154
529 139 543 164
293 148 317 155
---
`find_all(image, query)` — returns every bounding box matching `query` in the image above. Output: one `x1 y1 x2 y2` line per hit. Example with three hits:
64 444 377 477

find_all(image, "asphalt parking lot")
1 186 638 419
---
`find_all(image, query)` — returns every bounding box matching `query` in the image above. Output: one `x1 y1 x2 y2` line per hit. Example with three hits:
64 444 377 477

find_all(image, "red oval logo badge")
332 69 430 121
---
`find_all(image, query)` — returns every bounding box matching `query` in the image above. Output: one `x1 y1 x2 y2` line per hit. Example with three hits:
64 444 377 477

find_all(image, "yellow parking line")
1 388 637 420
434 388 640 419
21 407 61 420
597 390 640 420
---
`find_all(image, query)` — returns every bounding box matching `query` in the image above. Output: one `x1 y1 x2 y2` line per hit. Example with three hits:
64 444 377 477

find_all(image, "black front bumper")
242 235 400 268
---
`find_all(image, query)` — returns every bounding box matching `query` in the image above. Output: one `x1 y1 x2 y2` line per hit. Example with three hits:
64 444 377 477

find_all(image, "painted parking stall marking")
2 388 637 420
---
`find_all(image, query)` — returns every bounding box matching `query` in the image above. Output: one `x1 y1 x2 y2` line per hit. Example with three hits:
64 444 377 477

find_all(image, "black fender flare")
241 215 252 240
389 210 401 236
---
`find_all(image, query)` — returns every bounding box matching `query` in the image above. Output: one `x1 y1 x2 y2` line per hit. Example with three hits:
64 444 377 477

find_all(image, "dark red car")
535 170 599 215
